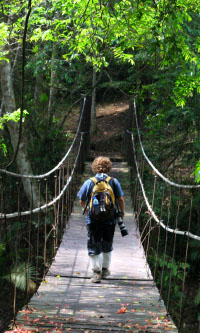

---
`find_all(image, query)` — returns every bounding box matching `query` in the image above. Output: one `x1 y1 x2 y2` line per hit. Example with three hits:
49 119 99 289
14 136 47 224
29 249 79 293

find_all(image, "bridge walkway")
13 162 177 332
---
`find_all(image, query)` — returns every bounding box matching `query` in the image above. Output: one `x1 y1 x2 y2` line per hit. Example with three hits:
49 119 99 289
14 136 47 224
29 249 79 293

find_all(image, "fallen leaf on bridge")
117 306 127 313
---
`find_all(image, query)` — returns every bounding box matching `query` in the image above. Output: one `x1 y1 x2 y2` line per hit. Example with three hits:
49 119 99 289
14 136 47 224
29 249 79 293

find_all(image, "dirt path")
90 101 129 159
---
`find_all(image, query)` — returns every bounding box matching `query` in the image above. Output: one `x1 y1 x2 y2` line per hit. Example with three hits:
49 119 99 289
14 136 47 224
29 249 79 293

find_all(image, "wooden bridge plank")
16 277 176 332
12 162 178 332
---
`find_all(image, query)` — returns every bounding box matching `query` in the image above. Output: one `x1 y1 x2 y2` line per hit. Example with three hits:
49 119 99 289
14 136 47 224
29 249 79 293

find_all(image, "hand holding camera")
117 211 129 237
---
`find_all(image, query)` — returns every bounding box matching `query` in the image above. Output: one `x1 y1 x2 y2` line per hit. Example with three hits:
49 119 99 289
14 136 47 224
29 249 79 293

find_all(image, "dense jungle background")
1 0 200 331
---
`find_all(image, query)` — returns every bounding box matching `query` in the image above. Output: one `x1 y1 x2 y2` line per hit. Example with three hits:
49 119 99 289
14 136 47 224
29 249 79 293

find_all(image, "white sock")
102 252 112 269
89 254 102 272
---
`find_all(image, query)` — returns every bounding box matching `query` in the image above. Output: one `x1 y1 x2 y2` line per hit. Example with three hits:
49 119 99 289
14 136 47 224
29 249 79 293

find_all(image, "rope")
131 132 200 241
0 133 84 219
0 98 86 179
132 99 200 189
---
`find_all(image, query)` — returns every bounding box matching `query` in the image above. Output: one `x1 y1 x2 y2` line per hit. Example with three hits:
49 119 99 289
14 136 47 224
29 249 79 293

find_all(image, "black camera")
117 212 129 237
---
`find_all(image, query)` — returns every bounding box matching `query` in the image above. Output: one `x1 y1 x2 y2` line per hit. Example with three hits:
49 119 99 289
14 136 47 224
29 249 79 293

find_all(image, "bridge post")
78 96 91 172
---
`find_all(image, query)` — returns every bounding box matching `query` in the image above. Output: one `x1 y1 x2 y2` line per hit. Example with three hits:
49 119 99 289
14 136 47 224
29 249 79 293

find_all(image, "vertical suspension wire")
166 188 181 313
68 159 71 221
56 167 62 248
132 160 139 211
65 161 69 223
0 176 2 246
153 185 165 281
78 132 82 173
13 180 22 326
43 178 48 270
53 174 58 257
137 156 144 210
60 166 65 235
28 179 33 264
68 159 72 217
12 182 18 327
82 132 86 170
0 176 2 241
135 157 145 230
178 196 193 331
2 174 14 327
65 161 69 224
26 178 33 307
134 151 141 220
160 186 172 297
146 175 157 258
36 180 41 284
70 165 74 215
139 167 155 252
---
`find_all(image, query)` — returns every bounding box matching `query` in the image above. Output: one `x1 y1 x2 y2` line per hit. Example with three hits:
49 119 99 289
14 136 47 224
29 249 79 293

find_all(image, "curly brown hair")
91 156 112 174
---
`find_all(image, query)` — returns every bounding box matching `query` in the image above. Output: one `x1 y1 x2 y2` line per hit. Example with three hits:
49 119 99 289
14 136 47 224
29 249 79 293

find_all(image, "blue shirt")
77 173 124 224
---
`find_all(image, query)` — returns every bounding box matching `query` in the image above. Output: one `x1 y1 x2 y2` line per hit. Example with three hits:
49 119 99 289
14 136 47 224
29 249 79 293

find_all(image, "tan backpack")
89 176 115 221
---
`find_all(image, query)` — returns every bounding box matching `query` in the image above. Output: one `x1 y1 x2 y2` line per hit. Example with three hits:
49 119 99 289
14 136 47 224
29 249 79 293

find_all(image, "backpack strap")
90 177 98 185
82 178 96 215
111 177 118 210
105 176 111 183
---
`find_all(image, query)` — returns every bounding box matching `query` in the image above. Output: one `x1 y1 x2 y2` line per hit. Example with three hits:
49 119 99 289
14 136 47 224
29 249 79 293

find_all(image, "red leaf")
117 306 127 313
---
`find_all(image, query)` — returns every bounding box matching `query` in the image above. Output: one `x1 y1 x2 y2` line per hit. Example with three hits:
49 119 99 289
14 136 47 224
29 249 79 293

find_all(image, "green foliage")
0 109 28 130
39 92 48 102
0 22 9 61
149 254 190 307
0 110 28 156
194 160 200 183
2 263 35 292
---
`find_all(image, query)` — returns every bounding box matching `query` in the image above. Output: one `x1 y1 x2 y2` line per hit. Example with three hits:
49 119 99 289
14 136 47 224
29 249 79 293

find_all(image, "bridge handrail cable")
0 133 84 219
133 99 200 189
0 98 86 179
130 100 200 241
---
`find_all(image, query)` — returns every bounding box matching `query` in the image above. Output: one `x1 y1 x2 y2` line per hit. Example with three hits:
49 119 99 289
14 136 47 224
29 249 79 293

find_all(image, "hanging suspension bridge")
1 98 200 332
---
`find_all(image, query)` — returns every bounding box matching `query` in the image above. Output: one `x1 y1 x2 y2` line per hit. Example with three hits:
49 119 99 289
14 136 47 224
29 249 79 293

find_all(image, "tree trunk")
0 57 40 208
90 68 97 134
48 44 57 124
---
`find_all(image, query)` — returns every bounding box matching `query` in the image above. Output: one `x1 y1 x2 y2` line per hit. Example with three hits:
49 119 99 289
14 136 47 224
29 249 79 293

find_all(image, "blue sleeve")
112 178 124 199
77 179 93 201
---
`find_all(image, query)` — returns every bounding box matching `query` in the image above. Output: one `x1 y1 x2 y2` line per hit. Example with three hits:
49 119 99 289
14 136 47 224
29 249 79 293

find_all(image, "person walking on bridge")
77 156 125 283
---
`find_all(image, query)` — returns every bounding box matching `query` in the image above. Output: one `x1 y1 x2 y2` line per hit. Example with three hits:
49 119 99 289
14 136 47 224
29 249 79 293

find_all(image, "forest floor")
89 100 129 159
66 99 129 159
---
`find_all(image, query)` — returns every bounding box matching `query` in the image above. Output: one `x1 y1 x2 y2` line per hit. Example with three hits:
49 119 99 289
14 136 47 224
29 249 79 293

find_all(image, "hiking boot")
101 268 110 279
90 271 101 283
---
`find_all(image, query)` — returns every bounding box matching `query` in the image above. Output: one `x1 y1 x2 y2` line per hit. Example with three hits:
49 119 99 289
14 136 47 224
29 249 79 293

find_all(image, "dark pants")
87 223 115 256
